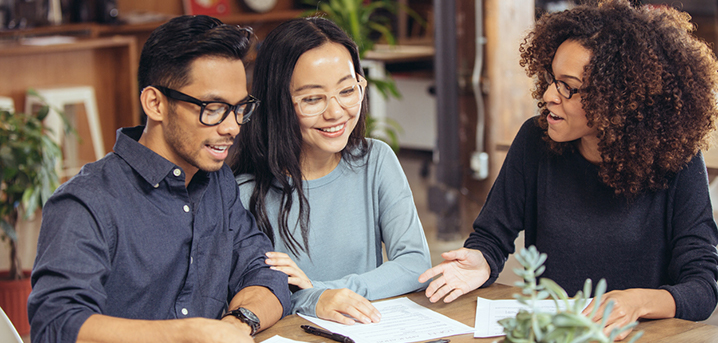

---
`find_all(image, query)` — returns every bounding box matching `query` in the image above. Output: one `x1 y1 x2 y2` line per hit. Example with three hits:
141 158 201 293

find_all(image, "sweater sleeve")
288 288 326 316
661 151 718 321
464 118 540 287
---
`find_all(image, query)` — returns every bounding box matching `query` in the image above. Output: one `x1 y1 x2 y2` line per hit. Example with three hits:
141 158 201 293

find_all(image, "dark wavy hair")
228 17 369 255
520 0 718 195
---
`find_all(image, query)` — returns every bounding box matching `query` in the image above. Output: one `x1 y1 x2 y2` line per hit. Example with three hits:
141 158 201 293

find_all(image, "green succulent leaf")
626 330 644 343
589 279 608 319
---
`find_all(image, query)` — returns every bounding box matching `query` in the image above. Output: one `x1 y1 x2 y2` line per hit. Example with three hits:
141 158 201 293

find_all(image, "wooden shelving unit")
0 1 304 155
0 36 139 155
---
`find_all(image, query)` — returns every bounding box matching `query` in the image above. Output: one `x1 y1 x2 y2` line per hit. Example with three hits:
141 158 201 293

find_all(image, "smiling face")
543 40 600 161
162 56 248 177
290 42 361 165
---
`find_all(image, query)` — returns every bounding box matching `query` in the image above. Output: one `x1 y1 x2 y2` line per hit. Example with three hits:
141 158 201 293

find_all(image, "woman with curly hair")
420 0 718 339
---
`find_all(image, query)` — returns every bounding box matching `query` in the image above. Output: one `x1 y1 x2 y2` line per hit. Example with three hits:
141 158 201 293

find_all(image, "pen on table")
423 339 450 343
301 324 355 343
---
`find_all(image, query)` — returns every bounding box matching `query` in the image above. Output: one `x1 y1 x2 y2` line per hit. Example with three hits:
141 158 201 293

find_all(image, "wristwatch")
222 307 260 336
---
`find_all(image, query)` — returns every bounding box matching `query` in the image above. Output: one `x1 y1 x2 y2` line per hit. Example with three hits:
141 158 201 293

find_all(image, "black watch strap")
222 307 260 336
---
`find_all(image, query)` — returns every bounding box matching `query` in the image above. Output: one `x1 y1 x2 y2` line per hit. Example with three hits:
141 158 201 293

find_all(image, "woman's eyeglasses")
292 76 367 117
543 70 581 100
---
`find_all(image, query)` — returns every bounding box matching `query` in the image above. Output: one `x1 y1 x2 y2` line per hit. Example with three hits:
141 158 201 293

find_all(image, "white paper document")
259 335 308 343
298 297 473 343
474 297 589 338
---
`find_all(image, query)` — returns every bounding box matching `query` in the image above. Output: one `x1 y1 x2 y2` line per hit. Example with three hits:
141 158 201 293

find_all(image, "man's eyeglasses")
543 70 581 100
292 76 367 117
153 86 260 126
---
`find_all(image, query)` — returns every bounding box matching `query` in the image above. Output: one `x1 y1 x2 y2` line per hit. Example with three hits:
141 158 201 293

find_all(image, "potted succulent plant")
502 246 643 343
0 94 64 334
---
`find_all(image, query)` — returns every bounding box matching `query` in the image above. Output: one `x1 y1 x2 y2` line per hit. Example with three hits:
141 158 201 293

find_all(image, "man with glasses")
28 15 289 343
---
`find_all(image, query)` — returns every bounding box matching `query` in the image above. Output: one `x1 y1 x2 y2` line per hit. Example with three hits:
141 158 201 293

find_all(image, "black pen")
301 324 355 343
423 340 450 343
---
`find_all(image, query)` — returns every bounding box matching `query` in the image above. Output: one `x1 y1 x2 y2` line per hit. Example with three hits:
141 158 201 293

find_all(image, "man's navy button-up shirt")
28 126 290 343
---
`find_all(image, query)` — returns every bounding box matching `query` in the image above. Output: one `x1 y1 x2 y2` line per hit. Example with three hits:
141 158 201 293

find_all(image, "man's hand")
316 288 381 325
418 248 491 303
582 288 676 341
265 251 313 289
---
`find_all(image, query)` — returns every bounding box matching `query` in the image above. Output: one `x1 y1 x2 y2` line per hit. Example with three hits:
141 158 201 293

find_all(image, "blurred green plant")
302 0 425 151
0 90 66 280
366 113 403 148
500 246 643 343
303 0 404 57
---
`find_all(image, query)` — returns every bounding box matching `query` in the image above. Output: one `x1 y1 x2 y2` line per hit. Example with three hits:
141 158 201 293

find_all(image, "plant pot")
0 271 32 336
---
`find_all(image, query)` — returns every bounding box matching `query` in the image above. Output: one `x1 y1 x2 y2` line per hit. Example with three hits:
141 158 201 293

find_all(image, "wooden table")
255 283 718 342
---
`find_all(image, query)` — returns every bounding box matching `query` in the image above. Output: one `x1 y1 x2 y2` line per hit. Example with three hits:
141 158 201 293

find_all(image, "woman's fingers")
317 289 381 325
265 252 313 289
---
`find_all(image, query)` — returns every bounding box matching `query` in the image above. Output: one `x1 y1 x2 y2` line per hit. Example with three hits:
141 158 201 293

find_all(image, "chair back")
0 306 23 343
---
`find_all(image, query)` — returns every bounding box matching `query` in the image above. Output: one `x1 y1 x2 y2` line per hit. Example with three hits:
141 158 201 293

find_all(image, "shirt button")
181 308 188 316
153 183 159 188
173 168 181 177
190 256 193 264
183 205 190 213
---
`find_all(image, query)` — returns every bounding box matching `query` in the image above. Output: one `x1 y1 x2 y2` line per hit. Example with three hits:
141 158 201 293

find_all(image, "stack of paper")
299 297 473 343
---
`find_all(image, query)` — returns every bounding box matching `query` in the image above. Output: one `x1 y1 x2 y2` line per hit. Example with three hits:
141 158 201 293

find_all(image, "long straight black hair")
228 17 369 256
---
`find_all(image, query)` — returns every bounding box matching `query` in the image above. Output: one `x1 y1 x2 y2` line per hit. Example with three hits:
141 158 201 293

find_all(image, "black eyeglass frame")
543 70 581 100
153 85 260 126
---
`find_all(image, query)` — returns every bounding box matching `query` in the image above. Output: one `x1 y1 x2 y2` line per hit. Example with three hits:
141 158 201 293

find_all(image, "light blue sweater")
236 139 431 316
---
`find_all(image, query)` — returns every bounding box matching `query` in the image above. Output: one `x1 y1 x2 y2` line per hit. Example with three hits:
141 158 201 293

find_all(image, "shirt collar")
113 126 176 187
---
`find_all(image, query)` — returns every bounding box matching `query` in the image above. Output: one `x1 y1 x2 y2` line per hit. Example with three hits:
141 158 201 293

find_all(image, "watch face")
244 0 277 13
237 307 260 336
239 307 259 323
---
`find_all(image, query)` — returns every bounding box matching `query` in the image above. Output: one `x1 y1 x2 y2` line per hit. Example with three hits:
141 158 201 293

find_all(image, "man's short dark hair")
138 15 253 92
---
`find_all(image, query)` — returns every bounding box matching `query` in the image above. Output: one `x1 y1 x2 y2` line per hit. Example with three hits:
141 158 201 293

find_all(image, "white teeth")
209 145 228 152
549 112 562 120
320 123 345 133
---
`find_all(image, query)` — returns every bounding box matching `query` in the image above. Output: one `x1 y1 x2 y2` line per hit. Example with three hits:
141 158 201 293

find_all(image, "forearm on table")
643 288 676 319
314 261 427 300
227 285 284 333
77 314 207 343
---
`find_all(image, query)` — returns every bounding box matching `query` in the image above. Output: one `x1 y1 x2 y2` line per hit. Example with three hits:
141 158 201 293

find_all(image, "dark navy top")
28 126 290 343
466 117 718 321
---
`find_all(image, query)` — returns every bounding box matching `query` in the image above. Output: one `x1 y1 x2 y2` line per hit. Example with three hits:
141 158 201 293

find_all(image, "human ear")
140 86 167 123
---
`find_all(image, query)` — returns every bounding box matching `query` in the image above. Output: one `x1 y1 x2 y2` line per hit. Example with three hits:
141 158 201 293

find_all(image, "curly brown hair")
519 0 718 195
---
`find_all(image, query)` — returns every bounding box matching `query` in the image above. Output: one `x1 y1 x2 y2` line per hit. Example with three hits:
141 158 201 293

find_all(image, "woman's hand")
418 248 491 303
582 288 676 341
316 288 381 325
265 252 313 289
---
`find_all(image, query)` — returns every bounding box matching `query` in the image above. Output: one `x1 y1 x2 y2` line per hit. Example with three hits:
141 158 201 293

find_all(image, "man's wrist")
221 315 253 336
222 307 260 336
